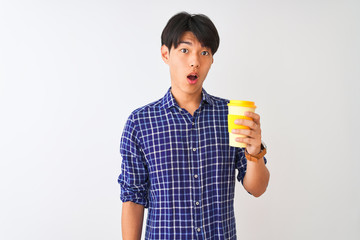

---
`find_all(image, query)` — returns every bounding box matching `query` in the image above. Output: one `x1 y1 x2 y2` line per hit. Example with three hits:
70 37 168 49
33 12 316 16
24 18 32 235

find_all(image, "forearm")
122 201 145 240
243 158 270 197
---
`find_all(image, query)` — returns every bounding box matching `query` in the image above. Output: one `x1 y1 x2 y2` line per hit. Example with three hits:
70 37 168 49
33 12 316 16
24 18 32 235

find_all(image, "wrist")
245 143 267 163
247 146 261 156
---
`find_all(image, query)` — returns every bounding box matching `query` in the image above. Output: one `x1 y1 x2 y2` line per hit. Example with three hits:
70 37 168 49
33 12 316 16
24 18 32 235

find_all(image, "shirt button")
197 228 201 232
192 122 195 125
195 201 200 206
194 174 198 179
192 148 197 151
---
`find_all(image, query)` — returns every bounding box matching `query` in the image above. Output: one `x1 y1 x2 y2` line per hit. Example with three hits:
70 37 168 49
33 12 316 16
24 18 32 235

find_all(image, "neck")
171 88 202 116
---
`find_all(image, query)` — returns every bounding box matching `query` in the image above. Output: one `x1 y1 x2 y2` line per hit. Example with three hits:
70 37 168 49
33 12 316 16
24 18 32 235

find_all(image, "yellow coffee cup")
228 100 257 148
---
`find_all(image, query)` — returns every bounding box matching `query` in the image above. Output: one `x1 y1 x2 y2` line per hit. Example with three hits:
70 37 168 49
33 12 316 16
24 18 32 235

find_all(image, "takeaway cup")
227 100 257 148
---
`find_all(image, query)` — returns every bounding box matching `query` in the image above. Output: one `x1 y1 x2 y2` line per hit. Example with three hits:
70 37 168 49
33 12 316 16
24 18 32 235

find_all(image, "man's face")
161 31 214 98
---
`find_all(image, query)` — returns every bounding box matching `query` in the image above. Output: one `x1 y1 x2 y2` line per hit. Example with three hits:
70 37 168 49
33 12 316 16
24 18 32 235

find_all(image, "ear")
161 45 170 64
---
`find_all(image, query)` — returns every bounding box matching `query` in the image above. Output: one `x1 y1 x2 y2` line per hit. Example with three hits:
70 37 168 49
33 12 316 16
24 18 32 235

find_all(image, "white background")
1 0 359 239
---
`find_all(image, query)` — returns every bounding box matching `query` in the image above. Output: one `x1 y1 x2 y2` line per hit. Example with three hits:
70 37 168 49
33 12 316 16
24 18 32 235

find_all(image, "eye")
201 51 210 56
180 48 189 53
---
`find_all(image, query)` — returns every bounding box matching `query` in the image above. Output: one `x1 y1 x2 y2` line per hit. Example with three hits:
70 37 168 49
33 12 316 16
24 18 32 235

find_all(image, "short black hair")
161 12 220 55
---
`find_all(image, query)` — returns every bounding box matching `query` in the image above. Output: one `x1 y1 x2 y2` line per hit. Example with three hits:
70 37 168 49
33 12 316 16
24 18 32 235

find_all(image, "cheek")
173 56 186 66
172 59 186 72
169 62 182 78
201 61 212 72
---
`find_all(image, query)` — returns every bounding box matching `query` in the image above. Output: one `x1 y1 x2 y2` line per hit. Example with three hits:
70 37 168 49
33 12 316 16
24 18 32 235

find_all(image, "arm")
118 115 149 238
232 111 270 197
122 201 145 240
243 157 270 197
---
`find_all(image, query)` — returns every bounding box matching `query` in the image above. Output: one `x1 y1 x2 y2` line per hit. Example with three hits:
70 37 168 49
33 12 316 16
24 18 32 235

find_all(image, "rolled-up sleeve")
235 147 267 185
235 148 248 184
118 114 149 208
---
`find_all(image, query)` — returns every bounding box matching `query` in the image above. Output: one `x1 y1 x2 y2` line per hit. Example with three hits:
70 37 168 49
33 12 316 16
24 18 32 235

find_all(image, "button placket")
187 112 204 239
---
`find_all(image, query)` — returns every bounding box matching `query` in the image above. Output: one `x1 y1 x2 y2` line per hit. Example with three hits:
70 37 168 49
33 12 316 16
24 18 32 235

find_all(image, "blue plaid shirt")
118 88 267 239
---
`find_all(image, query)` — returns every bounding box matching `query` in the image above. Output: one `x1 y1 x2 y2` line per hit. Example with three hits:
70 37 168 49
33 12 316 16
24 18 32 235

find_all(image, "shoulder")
207 93 230 108
128 97 164 121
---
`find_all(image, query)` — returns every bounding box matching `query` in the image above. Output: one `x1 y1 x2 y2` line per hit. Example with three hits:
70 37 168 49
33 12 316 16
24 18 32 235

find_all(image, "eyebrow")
178 41 206 48
179 41 192 46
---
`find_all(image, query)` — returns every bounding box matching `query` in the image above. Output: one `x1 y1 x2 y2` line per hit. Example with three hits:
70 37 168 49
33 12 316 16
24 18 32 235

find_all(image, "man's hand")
231 111 262 155
231 111 269 197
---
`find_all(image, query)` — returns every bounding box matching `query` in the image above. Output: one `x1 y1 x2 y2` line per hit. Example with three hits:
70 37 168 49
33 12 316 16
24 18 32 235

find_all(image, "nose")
190 55 200 69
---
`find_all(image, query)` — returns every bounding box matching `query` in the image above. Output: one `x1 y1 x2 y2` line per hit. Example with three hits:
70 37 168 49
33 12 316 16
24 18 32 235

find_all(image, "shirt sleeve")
117 114 149 208
235 147 267 185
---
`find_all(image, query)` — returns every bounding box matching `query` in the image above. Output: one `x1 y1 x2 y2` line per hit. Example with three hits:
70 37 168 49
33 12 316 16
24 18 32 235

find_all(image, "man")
118 12 270 240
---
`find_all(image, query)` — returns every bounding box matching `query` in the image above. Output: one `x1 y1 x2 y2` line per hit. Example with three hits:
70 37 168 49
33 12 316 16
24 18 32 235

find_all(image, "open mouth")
187 74 198 81
187 73 199 84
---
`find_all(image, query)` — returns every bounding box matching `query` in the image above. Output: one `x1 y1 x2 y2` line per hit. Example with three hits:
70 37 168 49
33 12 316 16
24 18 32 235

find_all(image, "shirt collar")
160 87 214 110
201 88 214 106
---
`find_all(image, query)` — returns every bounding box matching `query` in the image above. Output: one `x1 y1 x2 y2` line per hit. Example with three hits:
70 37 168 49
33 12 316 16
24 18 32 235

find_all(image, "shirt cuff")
120 187 149 208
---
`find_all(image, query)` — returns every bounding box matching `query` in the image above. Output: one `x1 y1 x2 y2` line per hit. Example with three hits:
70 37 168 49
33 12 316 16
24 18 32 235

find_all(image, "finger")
235 137 261 146
236 137 260 145
244 111 261 125
234 119 257 130
231 129 256 138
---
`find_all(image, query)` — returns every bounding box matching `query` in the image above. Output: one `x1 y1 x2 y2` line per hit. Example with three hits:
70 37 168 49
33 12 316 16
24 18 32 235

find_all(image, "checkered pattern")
118 88 267 239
